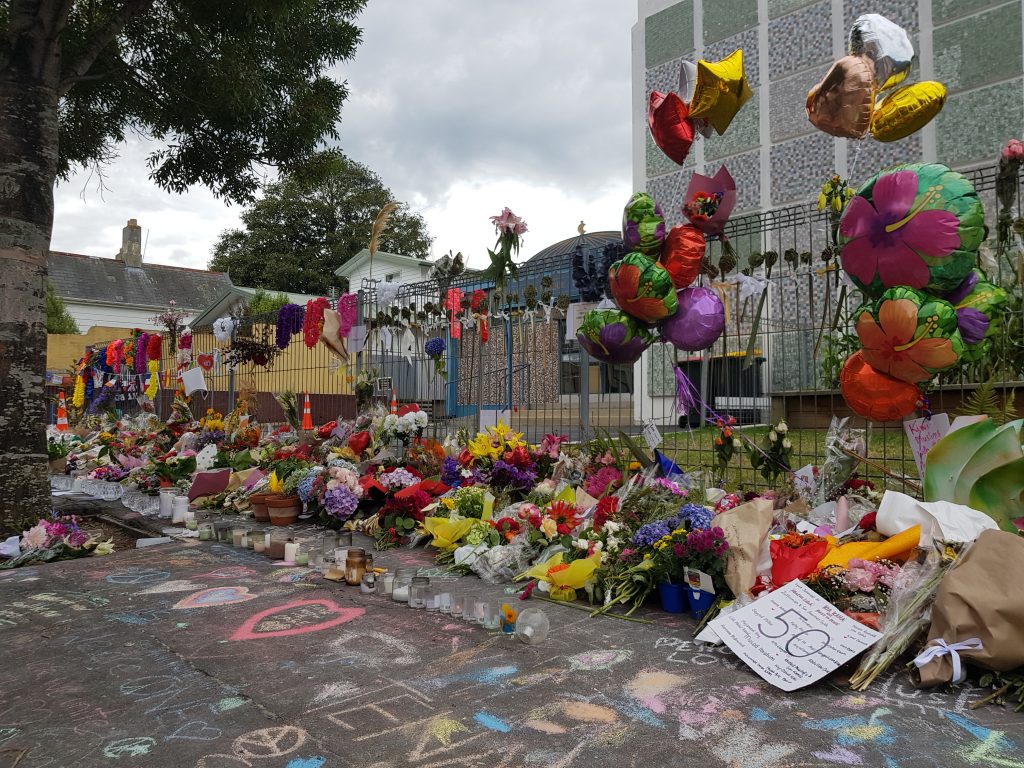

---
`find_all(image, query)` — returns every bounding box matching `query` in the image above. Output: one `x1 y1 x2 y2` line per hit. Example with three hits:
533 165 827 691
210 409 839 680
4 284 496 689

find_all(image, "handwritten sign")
565 301 599 340
642 420 663 450
708 580 880 691
793 464 817 498
903 413 950 477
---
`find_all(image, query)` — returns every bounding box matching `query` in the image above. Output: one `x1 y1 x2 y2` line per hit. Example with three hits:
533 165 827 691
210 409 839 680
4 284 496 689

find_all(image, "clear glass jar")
214 521 233 543
198 523 215 541
364 553 374 572
267 531 292 560
380 572 396 597
360 573 377 594
336 531 353 547
409 576 430 609
248 527 266 550
425 587 440 612
391 568 415 603
450 593 464 618
320 533 339 554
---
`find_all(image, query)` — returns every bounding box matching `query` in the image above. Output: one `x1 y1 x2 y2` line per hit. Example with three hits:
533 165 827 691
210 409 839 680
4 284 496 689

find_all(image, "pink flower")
843 566 877 592
21 523 49 551
490 207 528 236
840 170 961 290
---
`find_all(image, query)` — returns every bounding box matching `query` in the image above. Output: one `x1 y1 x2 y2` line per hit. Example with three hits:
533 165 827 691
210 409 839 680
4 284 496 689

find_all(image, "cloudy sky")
50 1 637 273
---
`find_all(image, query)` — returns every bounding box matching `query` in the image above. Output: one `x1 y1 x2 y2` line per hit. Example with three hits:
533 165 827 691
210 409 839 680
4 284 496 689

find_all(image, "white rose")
733 438 743 449
414 411 428 428
603 521 620 533
777 421 788 434
606 535 621 551
768 430 778 442
592 540 603 551
782 438 792 450
575 539 589 550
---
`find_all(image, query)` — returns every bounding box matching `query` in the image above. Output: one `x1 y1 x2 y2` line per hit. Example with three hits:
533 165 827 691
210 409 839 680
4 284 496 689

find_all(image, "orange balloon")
840 351 921 422
659 224 705 289
807 54 876 139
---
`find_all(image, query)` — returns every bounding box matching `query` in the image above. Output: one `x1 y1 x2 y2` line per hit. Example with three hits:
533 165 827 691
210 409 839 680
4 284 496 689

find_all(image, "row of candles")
196 522 518 632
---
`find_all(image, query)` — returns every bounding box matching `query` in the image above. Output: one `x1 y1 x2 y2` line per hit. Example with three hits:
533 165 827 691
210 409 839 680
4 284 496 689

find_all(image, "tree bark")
0 69 61 531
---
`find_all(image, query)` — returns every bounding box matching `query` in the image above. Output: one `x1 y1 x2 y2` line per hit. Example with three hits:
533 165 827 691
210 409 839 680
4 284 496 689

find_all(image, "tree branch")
58 0 154 96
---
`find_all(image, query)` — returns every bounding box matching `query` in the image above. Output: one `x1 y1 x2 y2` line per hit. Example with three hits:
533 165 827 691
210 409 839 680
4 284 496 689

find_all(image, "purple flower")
425 337 446 357
677 503 713 531
489 460 537 493
632 520 672 548
324 486 359 521
441 456 462 488
275 304 306 349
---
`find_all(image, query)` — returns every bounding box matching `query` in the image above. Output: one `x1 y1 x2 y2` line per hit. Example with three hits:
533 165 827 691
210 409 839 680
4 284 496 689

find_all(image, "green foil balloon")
854 286 963 384
941 269 1008 363
576 309 655 365
608 251 679 324
622 193 667 256
838 163 984 298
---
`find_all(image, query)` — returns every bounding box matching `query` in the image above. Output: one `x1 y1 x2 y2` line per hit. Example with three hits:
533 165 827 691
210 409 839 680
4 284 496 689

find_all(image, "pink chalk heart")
174 586 257 610
230 599 364 641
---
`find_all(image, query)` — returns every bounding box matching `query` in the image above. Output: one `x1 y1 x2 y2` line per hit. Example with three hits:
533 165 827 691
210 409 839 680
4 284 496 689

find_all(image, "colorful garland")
303 297 330 348
146 334 163 361
72 375 85 408
145 360 159 399
276 303 306 350
134 333 150 374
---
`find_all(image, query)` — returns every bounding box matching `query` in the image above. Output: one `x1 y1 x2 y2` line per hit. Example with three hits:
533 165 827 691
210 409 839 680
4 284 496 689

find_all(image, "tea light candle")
253 536 266 553
295 550 309 566
284 542 299 563
439 592 452 614
380 573 395 597
198 524 214 541
231 527 247 547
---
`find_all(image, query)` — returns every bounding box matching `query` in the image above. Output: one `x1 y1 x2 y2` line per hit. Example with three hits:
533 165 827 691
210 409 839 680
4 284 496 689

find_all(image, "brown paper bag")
715 498 773 598
914 529 1024 687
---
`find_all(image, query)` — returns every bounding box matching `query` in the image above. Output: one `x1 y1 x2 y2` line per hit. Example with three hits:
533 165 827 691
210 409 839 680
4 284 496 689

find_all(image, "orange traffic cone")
390 389 398 415
301 391 313 430
56 391 69 432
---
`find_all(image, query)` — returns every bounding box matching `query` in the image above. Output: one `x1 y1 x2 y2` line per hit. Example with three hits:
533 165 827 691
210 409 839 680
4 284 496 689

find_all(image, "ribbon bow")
913 637 984 683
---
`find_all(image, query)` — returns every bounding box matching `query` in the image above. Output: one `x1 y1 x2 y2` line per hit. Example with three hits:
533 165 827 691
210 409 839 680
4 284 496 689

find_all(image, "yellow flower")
831 196 843 212
643 553 651 560
440 497 456 510
467 432 503 462
540 517 558 538
817 192 827 212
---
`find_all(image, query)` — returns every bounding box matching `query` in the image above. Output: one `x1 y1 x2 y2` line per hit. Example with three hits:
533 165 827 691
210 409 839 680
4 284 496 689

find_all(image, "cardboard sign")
708 580 881 691
903 413 950 477
684 567 714 593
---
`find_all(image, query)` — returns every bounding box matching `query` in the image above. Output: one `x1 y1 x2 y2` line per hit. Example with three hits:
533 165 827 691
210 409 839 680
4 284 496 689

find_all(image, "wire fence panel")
52 162 1021 497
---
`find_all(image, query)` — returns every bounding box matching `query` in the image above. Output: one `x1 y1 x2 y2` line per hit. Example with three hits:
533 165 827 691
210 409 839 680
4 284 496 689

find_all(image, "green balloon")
608 251 679 324
576 309 655 365
839 163 984 298
943 269 1009 362
622 193 667 256
854 286 964 383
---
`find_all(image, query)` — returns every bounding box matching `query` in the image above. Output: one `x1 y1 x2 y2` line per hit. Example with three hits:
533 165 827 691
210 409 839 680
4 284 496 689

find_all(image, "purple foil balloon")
660 286 725 351
956 307 989 345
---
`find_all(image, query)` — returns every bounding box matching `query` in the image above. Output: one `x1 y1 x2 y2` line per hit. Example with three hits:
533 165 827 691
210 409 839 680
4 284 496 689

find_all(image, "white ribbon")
913 637 984 683
729 272 769 304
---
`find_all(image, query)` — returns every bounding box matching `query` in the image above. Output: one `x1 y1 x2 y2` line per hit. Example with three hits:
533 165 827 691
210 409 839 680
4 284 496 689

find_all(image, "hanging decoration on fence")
212 316 236 344
836 163 1003 421
807 13 946 141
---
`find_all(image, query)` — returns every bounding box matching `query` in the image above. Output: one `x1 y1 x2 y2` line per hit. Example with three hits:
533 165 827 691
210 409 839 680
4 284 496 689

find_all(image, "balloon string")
847 140 864 183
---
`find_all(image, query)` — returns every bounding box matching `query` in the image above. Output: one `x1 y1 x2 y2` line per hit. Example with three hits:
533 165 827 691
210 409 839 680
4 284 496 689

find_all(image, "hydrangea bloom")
324 486 359 521
379 467 417 490
632 520 672 548
677 503 713 531
441 456 462 488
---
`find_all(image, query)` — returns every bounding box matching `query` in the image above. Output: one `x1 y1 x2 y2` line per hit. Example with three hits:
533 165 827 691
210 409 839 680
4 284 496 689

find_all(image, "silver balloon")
849 13 914 91
678 60 714 138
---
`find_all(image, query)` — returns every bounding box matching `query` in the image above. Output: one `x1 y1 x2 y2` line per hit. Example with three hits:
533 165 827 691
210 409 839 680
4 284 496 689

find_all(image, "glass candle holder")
198 523 214 541
308 551 324 570
231 526 248 548
364 553 374 572
345 554 366 586
334 548 349 567
392 568 414 603
409 576 430 609
214 521 233 543
380 572 395 597
450 593 465 618
337 531 353 547
473 600 487 624
267 532 291 560
425 587 440 612
483 603 501 630
438 591 452 614
247 528 265 550
463 598 478 623
320 533 339 553
295 550 309 566
184 510 198 530
360 573 377 594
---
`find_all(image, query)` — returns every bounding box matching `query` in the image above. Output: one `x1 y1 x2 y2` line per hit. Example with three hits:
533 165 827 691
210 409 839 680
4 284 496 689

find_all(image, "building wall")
634 0 1024 213
345 260 432 292
65 301 171 333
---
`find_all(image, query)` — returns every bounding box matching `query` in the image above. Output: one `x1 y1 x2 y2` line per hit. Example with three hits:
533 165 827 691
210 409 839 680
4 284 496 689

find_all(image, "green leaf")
617 430 654 469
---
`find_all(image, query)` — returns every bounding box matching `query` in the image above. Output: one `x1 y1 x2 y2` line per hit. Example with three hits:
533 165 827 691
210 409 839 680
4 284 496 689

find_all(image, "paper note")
565 301 599 340
903 413 950 477
642 421 663 450
709 580 881 691
793 464 817 498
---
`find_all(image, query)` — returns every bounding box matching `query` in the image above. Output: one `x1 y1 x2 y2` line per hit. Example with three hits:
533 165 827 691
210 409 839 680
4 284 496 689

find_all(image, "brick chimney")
116 218 143 267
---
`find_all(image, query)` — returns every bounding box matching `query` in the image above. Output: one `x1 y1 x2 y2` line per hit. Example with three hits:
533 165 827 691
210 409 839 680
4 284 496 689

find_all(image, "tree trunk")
0 71 61 532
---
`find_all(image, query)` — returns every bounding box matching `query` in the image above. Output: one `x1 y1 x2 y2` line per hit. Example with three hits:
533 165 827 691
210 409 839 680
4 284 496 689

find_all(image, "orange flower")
546 562 570 577
501 604 518 624
856 299 957 383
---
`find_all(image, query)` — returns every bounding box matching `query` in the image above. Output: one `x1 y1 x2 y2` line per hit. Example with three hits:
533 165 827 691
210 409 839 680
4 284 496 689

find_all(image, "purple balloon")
577 321 651 365
957 306 989 345
660 286 725 351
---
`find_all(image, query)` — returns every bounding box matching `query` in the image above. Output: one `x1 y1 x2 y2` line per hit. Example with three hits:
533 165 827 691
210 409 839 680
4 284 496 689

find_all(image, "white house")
334 248 433 291
48 219 233 332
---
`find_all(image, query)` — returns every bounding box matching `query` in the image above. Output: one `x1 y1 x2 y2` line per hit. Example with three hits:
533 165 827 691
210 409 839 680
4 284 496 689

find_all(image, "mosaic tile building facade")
632 0 1024 407
634 0 1024 215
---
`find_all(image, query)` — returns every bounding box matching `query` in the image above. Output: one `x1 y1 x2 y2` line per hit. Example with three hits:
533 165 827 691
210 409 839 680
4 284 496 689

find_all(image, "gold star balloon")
687 49 753 135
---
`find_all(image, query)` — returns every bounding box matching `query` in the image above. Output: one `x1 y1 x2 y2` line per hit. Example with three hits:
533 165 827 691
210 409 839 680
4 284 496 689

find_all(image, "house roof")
334 248 431 278
187 286 324 328
47 251 233 311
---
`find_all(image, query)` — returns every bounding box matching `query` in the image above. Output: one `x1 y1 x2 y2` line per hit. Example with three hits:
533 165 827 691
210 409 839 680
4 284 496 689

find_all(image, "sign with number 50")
710 581 881 691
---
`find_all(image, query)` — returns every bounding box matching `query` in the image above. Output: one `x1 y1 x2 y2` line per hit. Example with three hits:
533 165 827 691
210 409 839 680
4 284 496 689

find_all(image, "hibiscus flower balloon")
838 163 984 297
854 287 963 383
622 193 667 255
941 270 1009 362
576 309 655 365
608 252 679 324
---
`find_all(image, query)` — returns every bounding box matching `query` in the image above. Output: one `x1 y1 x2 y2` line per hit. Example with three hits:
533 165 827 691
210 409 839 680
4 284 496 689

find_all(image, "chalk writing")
173 586 258 610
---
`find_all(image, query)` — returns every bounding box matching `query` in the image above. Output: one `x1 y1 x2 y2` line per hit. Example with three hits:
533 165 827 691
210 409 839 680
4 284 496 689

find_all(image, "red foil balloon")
660 224 705 289
648 91 695 166
840 351 921 421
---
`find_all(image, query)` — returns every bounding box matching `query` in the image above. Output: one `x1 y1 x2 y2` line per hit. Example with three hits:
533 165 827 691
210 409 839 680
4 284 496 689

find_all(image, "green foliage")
245 290 290 318
40 0 368 202
45 282 79 334
209 151 432 294
956 376 1018 426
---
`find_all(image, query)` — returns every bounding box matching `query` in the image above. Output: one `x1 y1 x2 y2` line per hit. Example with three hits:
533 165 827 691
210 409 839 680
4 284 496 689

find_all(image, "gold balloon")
806 55 876 139
870 81 947 142
689 49 753 136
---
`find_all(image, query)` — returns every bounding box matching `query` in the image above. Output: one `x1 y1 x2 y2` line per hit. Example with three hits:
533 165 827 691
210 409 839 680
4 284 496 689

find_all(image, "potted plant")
650 524 690 614
266 494 301 525
675 526 731 620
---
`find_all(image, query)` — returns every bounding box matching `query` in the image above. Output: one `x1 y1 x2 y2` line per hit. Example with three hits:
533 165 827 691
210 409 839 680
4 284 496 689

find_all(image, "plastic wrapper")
472 533 538 585
818 417 865 503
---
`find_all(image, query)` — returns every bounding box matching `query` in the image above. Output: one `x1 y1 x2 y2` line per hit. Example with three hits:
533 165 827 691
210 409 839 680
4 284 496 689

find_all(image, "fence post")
579 346 590 441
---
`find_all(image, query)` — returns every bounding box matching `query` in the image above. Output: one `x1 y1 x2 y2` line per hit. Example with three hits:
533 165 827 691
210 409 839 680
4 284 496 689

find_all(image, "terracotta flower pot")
250 492 272 522
267 494 301 526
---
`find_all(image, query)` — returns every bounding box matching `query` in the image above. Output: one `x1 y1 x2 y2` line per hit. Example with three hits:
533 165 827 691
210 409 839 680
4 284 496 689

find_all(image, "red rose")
348 430 370 455
857 511 877 531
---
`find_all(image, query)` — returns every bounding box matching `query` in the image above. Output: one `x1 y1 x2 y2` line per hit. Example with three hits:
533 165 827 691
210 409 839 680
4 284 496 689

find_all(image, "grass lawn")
655 424 919 494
